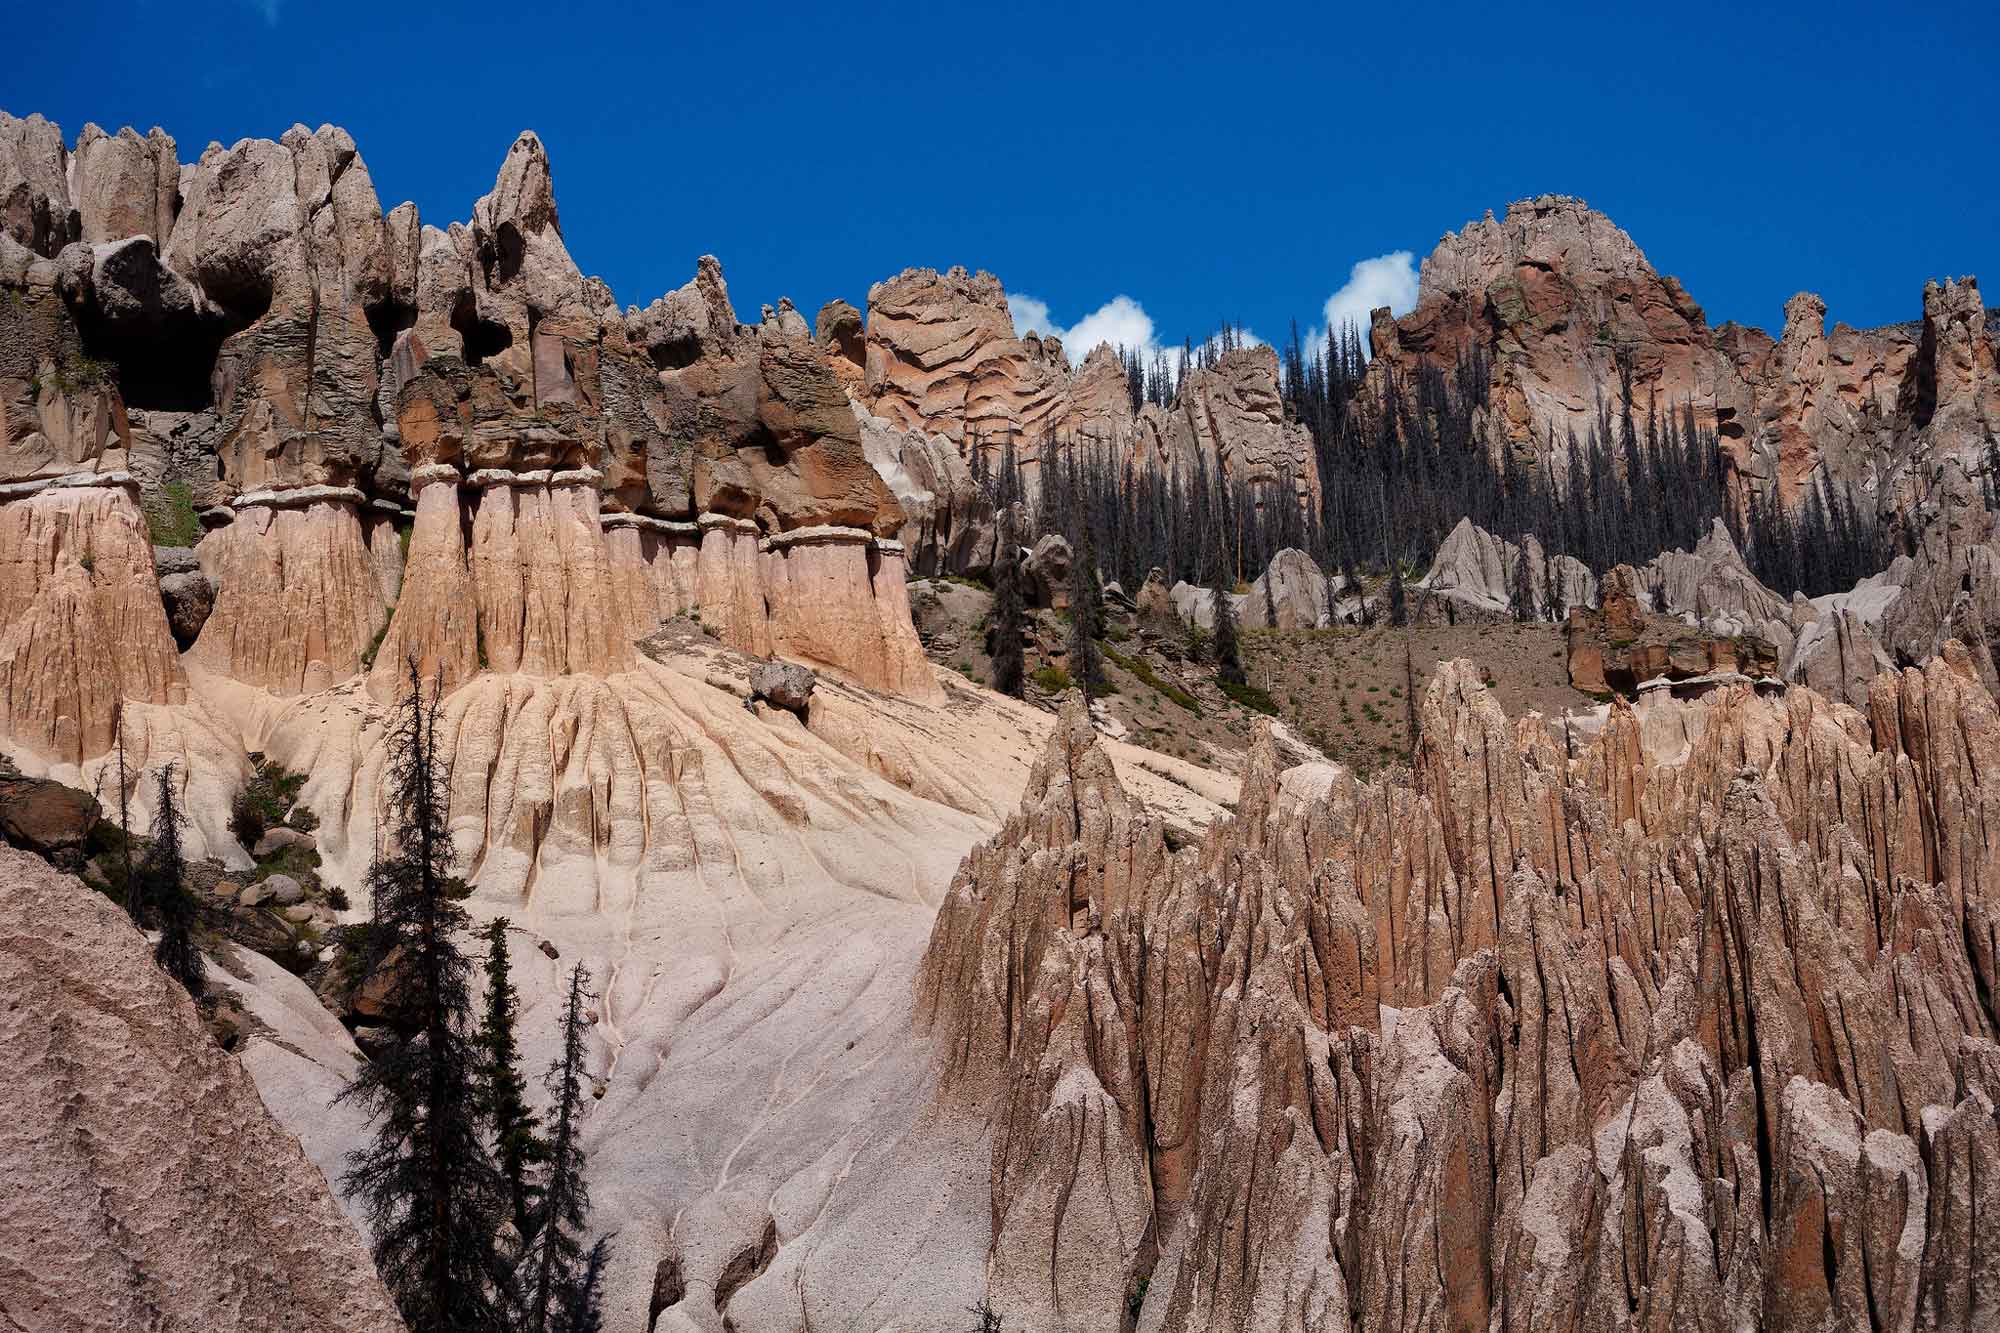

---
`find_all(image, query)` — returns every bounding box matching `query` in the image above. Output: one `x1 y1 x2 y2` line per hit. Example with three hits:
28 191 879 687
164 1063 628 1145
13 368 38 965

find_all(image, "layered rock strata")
857 265 1323 518
920 649 2000 1331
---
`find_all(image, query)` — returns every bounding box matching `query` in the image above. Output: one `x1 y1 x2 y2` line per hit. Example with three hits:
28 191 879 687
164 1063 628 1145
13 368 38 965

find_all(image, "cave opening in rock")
647 332 702 371
366 298 417 362
450 292 512 367
74 319 227 413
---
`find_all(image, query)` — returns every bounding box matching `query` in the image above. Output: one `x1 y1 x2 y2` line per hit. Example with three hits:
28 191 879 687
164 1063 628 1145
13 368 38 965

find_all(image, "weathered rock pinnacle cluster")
920 650 2000 1331
1367 195 1999 525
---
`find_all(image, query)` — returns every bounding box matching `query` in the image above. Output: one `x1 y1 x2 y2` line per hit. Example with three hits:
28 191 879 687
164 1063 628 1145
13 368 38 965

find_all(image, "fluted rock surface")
0 844 402 1332
920 646 2000 1331
0 481 185 762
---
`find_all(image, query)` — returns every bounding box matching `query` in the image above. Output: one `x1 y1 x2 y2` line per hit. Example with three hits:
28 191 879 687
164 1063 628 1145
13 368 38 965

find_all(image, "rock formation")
1419 515 1597 621
855 265 1323 518
1566 564 1780 695
0 110 943 822
920 646 2000 1331
1368 194 1999 526
0 844 402 1332
1246 547 1330 628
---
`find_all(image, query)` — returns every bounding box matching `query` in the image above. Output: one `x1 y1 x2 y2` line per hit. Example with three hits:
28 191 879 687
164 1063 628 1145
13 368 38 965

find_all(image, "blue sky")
14 0 1997 362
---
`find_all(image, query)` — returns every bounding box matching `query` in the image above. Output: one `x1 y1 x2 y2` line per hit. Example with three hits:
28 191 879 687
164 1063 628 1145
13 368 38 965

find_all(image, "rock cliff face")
856 264 1323 517
0 109 939 807
0 844 402 1332
1369 194 1998 524
920 650 2000 1332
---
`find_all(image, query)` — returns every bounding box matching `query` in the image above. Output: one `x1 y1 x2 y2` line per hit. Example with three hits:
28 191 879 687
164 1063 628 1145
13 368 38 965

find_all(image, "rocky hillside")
1366 194 1999 525
0 843 402 1332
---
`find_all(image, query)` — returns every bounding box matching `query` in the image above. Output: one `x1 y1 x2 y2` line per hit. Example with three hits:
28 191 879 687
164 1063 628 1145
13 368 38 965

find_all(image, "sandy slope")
202 651 1231 1331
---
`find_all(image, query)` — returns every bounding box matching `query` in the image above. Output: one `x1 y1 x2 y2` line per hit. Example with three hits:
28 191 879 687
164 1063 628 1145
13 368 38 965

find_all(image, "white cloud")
1062 296 1155 362
1310 251 1419 360
1006 294 1056 340
1007 291 1260 380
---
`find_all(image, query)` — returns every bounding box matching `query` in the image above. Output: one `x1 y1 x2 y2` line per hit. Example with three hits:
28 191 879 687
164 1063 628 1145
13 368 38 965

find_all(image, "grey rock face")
750 660 816 717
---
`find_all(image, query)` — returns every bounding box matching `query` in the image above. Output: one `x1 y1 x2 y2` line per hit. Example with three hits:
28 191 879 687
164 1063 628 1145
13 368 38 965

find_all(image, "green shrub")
143 482 202 547
1219 679 1279 715
1102 644 1200 714
1032 664 1072 694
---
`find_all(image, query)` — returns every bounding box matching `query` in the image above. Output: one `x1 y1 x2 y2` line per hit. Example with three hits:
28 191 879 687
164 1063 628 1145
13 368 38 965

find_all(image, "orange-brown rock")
1367 195 1999 527
862 265 1069 471
1567 564 1779 695
919 645 2000 1331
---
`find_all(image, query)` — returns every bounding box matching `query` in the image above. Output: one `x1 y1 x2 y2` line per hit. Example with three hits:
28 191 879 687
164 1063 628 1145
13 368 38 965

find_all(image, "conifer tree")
1386 561 1408 628
340 660 510 1333
479 918 545 1238
990 518 1026 698
1509 541 1535 622
1210 564 1244 686
1066 531 1104 696
1262 567 1279 628
525 962 602 1333
141 763 204 997
110 703 137 916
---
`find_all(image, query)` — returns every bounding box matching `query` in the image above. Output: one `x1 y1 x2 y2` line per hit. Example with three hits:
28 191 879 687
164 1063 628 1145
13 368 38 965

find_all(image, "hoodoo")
1 79 1997 1333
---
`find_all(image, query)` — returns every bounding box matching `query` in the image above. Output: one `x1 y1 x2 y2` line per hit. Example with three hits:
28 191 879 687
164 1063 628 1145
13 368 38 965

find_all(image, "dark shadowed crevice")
449 291 512 367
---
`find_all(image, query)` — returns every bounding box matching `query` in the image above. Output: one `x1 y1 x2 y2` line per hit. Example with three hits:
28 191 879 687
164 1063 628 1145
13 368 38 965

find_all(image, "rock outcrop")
1567 564 1779 695
857 266 1323 511
1419 516 1597 621
1368 194 1999 527
0 111 945 798
0 844 402 1332
1245 546 1331 628
921 647 2000 1331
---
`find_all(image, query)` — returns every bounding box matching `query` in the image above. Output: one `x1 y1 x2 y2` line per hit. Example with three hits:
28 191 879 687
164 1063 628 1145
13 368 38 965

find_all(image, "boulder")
158 568 215 649
1168 579 1247 632
750 660 817 718
1135 567 1172 619
0 772 98 857
1419 516 1596 621
1246 547 1329 629
260 873 305 905
251 825 314 858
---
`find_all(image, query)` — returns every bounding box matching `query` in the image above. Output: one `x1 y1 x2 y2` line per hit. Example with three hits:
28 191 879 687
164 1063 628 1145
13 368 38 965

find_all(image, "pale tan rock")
0 111 76 257
1244 546 1329 628
1419 516 1597 621
855 401 996 577
68 122 178 246
0 844 401 1332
